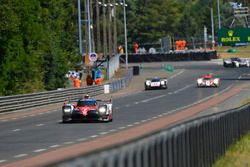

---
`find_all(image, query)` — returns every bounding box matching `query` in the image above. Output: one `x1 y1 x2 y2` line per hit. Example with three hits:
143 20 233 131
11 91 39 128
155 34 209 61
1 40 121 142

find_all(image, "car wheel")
62 120 68 123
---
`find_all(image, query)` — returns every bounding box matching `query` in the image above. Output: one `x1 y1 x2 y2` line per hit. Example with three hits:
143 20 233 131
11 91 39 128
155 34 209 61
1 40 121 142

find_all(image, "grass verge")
216 45 250 58
213 99 250 167
212 132 250 167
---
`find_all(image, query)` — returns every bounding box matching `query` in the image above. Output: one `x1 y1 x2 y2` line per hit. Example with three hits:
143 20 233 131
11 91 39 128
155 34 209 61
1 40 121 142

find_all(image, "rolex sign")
218 28 250 45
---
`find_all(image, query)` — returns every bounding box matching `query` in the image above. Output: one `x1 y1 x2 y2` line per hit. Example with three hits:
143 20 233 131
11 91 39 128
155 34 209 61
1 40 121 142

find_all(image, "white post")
87 0 92 54
211 8 215 49
123 0 128 69
78 0 83 54
217 0 221 30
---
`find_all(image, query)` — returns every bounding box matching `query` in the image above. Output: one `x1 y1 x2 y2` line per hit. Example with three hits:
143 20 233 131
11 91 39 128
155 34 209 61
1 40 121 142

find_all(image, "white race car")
223 58 250 67
197 74 220 88
145 77 168 90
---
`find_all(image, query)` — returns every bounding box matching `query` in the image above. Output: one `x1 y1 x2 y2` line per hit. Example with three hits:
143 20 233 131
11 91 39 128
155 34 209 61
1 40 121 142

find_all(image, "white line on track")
118 126 125 130
33 149 46 153
50 145 60 148
12 129 20 132
173 84 193 94
64 141 75 145
77 138 87 142
90 135 98 138
158 114 163 117
169 70 185 79
109 129 117 132
141 95 166 103
14 154 28 158
36 124 44 127
0 160 7 163
99 131 109 135
162 84 234 116
125 104 131 107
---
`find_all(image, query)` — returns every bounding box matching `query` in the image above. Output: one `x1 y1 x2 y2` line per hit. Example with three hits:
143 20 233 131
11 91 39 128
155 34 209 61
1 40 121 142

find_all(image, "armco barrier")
0 68 133 113
120 51 217 63
50 103 250 167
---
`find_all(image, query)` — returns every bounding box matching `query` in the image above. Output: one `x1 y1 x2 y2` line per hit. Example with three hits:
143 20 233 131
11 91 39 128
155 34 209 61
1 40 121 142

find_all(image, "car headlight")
98 106 107 114
160 81 165 85
63 106 72 113
146 80 151 86
197 79 202 84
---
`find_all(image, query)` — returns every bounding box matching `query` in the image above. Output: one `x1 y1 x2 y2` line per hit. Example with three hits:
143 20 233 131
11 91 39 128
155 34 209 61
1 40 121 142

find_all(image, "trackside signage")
218 28 250 45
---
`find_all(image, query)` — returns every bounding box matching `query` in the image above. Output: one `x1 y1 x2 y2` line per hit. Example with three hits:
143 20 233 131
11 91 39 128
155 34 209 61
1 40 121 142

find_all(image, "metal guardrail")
0 68 133 113
50 103 250 167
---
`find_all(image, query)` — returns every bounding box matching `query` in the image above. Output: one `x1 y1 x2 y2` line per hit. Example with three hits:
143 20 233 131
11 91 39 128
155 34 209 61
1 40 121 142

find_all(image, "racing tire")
62 120 69 123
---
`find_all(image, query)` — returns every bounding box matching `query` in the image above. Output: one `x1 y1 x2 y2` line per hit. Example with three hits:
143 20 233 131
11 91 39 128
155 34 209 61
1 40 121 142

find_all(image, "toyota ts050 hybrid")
62 95 113 123
145 77 168 90
197 74 220 88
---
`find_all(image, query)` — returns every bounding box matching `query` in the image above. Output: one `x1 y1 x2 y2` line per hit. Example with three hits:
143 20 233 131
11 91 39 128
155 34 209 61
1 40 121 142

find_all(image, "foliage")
0 0 246 95
0 0 79 95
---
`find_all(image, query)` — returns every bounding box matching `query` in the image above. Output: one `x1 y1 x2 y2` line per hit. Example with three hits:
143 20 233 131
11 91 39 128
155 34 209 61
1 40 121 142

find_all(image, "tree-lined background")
0 0 248 95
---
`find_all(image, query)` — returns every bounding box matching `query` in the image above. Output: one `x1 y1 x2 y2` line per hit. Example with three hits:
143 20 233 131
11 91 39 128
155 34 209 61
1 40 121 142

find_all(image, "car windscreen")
231 58 241 62
77 100 96 106
151 78 160 82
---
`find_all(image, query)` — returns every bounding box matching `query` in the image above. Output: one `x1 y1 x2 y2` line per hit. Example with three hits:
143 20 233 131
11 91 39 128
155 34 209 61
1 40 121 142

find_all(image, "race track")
0 61 249 165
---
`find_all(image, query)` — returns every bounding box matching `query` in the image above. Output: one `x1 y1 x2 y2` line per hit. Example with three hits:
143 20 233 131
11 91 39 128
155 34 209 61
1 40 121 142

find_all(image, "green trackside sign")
218 28 250 45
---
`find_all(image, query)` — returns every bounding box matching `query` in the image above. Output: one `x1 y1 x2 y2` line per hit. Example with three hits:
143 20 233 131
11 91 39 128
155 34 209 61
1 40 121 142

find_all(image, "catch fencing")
50 103 250 167
0 68 133 113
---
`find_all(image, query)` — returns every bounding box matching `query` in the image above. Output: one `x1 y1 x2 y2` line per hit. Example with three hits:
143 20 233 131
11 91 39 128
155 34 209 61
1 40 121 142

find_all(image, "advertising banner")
218 27 250 45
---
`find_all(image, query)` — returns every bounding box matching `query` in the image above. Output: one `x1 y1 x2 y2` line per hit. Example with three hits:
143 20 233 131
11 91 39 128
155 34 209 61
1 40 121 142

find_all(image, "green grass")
241 98 250 106
216 45 250 58
212 99 250 167
212 132 250 167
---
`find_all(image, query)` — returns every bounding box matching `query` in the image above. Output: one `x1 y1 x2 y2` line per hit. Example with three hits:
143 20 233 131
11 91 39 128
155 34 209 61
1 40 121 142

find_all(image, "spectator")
133 42 139 53
86 74 93 86
118 45 124 54
149 47 156 54
73 77 81 88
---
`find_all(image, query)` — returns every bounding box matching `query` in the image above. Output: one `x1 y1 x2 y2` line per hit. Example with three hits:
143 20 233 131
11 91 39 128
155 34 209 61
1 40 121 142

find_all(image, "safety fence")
0 68 133 113
120 51 217 63
50 103 250 167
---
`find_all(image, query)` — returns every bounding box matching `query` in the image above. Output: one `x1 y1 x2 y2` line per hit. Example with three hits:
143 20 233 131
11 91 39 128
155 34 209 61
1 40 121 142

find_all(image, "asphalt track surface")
0 61 249 165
